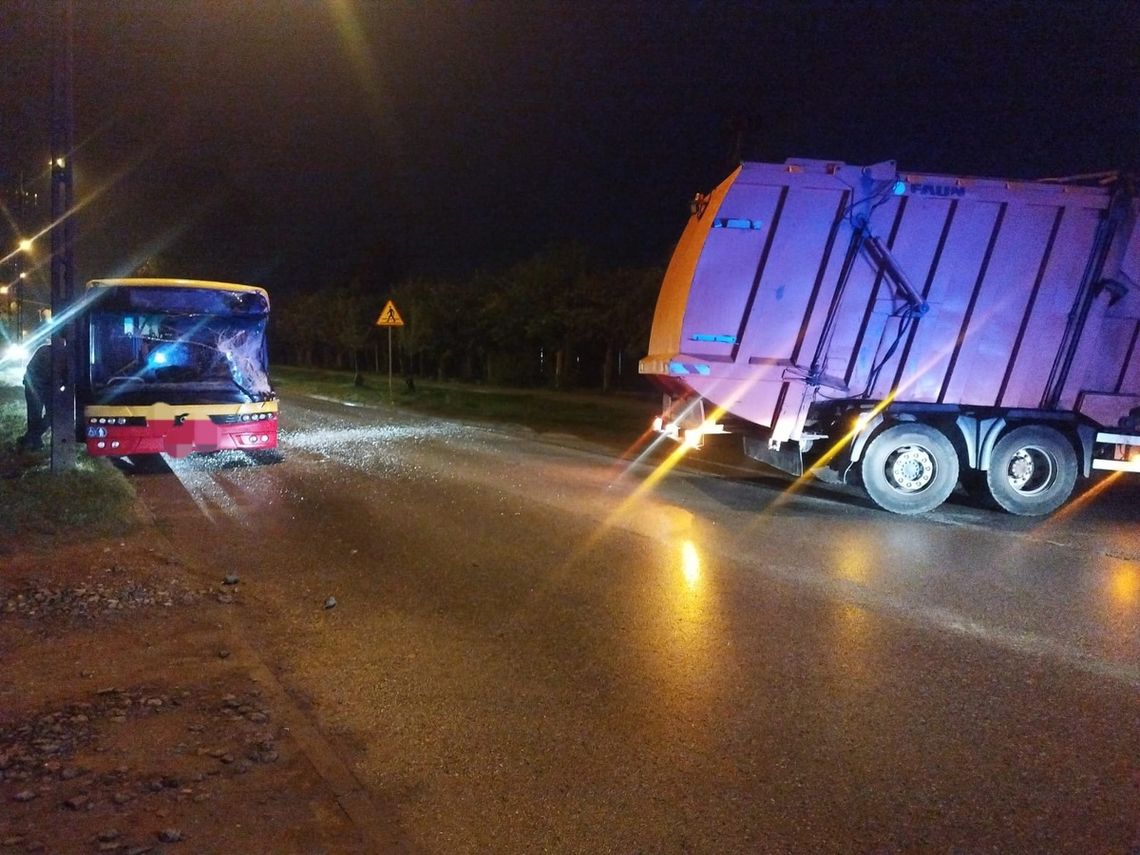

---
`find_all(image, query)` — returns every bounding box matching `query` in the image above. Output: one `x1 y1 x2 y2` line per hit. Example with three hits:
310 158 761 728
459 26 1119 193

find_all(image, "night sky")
2 0 1138 295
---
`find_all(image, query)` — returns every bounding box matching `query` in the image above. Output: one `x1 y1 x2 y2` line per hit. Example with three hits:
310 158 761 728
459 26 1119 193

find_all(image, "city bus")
79 278 279 459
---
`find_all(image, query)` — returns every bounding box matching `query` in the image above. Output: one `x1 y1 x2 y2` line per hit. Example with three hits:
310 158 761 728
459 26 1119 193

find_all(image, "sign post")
375 299 404 400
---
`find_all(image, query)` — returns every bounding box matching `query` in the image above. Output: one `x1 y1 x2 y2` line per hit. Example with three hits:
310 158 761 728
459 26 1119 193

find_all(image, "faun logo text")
910 183 966 198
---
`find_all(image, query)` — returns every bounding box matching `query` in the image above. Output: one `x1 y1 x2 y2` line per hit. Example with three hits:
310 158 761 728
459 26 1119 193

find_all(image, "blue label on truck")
691 333 737 344
909 183 966 198
713 218 763 230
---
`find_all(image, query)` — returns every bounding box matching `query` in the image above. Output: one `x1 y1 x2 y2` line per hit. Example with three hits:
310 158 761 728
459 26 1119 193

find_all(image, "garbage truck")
639 158 1140 515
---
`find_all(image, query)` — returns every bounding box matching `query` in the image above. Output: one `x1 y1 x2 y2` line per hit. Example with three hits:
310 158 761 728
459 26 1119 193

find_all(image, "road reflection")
632 526 730 731
832 530 872 583
823 532 877 681
1103 560 1139 661
1109 565 1138 608
831 602 872 682
680 540 701 589
663 534 710 636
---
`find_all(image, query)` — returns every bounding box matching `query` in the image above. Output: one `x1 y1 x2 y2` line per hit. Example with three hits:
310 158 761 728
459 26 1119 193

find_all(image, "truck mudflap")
741 435 804 477
650 395 728 449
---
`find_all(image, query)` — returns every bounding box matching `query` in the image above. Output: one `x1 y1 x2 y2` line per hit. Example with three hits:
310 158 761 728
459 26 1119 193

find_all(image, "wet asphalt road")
130 392 1140 853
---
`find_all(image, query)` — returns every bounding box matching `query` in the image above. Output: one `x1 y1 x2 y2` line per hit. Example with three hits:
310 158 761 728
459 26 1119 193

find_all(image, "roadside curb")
145 522 414 853
211 605 412 853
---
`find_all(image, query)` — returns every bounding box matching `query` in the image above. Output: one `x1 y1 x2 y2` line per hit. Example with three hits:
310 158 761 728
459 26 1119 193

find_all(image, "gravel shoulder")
0 526 377 853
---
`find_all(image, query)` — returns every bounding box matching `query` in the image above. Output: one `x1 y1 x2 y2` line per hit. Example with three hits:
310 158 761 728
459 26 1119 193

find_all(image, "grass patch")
0 387 138 547
273 365 657 445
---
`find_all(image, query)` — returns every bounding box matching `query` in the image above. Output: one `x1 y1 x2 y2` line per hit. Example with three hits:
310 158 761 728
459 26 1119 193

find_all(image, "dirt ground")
0 521 385 853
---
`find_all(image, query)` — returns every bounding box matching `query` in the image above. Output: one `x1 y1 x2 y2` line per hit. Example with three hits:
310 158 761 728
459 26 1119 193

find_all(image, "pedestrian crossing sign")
376 300 404 327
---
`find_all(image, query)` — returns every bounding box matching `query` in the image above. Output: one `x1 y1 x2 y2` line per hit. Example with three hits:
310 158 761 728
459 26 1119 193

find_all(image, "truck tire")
985 425 1077 516
860 423 959 514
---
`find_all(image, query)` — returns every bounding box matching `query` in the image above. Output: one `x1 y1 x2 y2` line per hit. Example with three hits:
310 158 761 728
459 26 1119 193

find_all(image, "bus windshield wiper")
225 374 257 400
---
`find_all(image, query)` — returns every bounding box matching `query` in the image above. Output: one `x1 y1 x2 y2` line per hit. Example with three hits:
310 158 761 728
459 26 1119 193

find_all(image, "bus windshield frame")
86 285 275 406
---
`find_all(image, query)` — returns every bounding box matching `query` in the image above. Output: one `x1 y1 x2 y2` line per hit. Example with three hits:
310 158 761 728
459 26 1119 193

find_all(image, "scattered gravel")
1 575 197 621
1 684 282 839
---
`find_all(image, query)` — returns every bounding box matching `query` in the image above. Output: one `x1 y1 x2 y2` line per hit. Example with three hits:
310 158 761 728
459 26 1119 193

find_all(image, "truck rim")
1004 445 1056 496
886 446 936 493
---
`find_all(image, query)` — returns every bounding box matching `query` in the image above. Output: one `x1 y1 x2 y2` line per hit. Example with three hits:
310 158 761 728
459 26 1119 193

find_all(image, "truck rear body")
641 159 1140 514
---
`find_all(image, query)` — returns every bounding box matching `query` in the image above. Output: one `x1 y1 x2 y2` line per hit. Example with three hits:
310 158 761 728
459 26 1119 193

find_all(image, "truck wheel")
985 425 1077 516
861 423 959 514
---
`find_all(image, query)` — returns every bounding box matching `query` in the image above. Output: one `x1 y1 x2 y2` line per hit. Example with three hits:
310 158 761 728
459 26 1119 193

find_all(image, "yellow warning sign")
376 300 404 327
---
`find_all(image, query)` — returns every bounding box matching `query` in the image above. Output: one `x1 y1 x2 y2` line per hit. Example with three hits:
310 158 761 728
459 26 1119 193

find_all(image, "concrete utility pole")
49 0 76 474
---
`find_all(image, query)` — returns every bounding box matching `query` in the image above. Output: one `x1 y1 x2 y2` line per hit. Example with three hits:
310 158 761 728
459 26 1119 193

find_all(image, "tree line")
271 244 664 393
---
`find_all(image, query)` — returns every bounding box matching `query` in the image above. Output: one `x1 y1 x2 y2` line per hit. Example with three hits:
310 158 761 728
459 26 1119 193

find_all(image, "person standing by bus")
18 341 53 451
